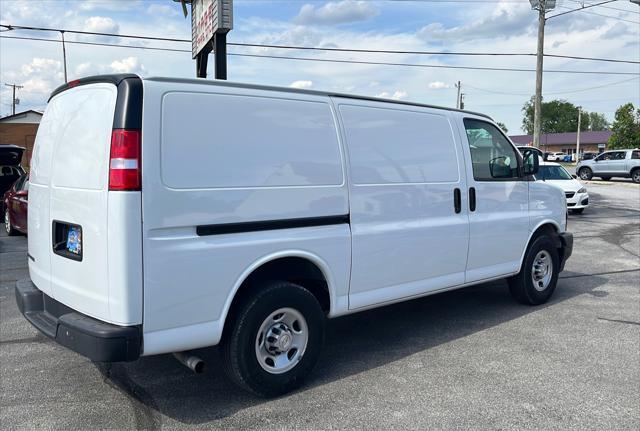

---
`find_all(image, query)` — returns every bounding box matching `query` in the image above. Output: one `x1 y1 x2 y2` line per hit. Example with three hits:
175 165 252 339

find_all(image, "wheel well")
222 257 330 338
529 223 563 260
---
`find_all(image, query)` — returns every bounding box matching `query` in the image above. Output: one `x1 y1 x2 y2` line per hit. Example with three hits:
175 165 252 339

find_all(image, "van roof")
49 74 492 120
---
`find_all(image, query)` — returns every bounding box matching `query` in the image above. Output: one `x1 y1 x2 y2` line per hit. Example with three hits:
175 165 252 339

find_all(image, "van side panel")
140 80 350 354
335 99 470 310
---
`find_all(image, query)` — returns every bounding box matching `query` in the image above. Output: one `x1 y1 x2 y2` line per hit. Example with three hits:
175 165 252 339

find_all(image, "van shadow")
96 273 608 426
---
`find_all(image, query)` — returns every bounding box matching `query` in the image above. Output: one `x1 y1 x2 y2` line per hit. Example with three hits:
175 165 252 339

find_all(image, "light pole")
60 31 68 83
576 106 581 161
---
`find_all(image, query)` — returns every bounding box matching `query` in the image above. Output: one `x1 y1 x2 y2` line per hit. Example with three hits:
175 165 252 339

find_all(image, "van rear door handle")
453 188 461 214
469 187 476 212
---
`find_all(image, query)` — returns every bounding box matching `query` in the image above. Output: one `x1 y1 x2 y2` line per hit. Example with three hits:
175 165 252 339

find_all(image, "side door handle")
469 187 476 212
453 188 461 214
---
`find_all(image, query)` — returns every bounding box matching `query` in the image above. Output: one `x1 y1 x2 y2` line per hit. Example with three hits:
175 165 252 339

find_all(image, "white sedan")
536 162 589 214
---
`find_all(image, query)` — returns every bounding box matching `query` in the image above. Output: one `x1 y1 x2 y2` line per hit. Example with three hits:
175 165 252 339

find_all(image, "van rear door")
28 76 143 325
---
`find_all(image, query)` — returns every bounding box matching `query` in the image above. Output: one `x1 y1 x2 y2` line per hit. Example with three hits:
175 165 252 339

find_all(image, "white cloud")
147 3 181 18
419 4 534 42
428 81 451 90
295 1 378 25
83 16 119 34
376 90 408 100
110 57 146 75
1 58 64 113
290 80 314 89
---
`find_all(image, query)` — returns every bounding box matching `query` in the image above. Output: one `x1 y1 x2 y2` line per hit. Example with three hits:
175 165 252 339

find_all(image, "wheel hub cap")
531 250 553 291
265 323 293 353
255 307 308 374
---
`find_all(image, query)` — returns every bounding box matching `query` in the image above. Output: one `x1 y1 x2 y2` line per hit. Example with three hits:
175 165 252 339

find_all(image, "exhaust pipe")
173 351 205 374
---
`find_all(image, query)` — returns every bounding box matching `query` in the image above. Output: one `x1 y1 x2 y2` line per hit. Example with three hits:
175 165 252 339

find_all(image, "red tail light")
109 129 141 191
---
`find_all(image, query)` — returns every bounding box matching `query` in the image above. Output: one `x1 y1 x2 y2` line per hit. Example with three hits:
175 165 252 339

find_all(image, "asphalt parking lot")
1 181 638 430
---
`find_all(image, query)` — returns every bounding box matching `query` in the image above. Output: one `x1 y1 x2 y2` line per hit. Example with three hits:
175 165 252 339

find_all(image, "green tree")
522 97 591 134
496 121 509 134
588 112 609 131
608 103 640 150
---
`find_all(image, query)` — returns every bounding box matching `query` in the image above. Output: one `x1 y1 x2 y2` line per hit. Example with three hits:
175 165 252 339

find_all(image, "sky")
0 0 638 134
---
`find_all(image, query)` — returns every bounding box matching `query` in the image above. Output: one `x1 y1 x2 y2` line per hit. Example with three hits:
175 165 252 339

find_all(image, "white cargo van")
17 74 572 397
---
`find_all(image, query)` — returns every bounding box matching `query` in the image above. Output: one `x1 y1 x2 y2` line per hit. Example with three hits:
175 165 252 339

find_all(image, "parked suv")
576 149 640 183
547 152 566 161
17 74 573 397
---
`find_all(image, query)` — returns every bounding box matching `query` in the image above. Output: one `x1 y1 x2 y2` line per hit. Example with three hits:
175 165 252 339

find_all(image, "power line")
566 0 640 15
465 76 640 96
2 34 638 76
0 23 637 64
551 5 640 23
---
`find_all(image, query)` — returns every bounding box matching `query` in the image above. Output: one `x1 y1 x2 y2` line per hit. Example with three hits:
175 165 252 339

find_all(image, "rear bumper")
559 232 573 272
15 279 141 362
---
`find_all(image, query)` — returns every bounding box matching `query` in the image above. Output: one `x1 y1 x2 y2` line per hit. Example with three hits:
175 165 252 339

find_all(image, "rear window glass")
161 92 343 189
33 84 117 189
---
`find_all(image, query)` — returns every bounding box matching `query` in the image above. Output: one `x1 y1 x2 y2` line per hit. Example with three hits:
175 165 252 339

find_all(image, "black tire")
578 167 593 181
4 208 19 236
508 235 560 305
570 208 585 214
221 281 325 397
632 168 640 184
600 176 611 181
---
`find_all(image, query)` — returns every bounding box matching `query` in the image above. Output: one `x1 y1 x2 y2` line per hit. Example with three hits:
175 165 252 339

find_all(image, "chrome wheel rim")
255 307 308 374
531 250 553 292
579 169 590 180
633 171 640 182
4 210 10 234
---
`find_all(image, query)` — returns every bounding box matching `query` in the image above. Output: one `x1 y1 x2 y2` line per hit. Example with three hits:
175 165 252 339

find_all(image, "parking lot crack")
597 317 640 326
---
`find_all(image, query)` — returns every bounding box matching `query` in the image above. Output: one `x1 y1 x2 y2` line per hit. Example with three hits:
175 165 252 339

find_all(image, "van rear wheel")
508 235 560 305
221 281 325 397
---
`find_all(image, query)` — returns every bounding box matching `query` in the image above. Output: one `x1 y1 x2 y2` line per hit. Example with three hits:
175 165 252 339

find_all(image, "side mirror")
571 174 577 179
522 149 539 176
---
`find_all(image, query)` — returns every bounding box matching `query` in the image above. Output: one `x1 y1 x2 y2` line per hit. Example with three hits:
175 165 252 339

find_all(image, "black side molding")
197 215 350 236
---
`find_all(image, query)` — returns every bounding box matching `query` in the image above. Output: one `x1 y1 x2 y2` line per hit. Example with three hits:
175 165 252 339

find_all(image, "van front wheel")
221 281 325 397
508 235 560 305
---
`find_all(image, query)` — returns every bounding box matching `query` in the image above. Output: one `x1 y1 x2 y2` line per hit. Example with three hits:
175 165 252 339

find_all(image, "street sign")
191 0 233 59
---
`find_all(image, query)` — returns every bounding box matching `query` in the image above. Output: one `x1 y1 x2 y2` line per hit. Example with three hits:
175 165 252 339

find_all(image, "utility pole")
60 31 68 83
576 107 582 161
455 81 461 109
4 83 23 115
530 0 551 149
459 93 465 110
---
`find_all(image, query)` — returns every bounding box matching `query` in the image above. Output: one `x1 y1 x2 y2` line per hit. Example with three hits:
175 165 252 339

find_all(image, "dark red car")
4 174 28 235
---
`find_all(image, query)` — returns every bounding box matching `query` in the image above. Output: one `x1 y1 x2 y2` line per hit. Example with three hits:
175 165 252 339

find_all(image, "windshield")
538 165 572 180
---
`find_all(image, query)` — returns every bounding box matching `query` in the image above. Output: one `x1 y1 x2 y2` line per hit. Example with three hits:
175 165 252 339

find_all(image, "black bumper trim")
559 232 573 272
15 279 141 362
